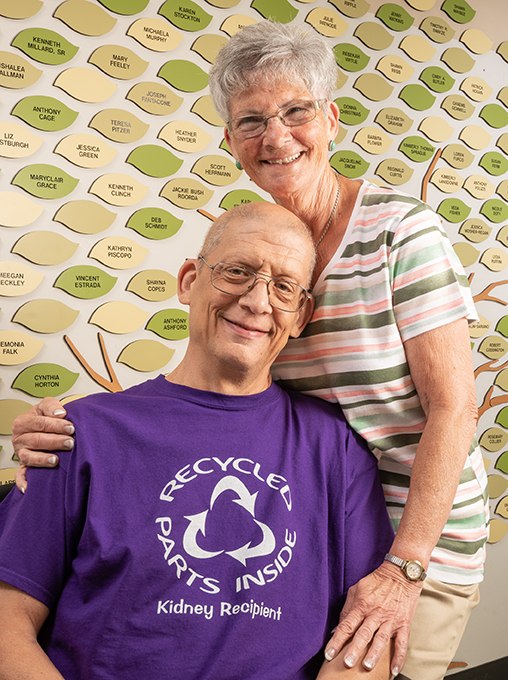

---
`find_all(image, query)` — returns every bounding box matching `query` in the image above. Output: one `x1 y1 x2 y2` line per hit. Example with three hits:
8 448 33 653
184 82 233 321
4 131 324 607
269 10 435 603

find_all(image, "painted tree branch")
421 148 442 203
491 394 508 409
197 209 217 223
478 384 495 419
468 273 508 306
64 332 123 393
474 358 508 379
478 384 508 419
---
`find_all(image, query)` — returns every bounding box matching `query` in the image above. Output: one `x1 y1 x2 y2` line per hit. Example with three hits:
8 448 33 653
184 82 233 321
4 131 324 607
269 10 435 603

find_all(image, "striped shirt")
273 180 488 584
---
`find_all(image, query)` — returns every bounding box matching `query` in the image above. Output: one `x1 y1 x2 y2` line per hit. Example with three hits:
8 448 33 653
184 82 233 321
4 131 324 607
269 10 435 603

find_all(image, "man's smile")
221 315 270 337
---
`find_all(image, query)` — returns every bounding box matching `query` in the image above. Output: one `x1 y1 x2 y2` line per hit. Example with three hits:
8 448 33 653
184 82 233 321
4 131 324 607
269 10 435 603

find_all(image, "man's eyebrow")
223 258 304 281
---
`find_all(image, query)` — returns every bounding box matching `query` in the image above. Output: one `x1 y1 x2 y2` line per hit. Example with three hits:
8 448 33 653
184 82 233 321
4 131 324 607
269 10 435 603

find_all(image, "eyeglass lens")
210 262 307 312
231 100 321 138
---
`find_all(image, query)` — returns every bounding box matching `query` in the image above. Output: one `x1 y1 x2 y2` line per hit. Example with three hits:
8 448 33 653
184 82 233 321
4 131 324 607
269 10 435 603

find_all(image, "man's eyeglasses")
199 256 312 313
228 99 326 140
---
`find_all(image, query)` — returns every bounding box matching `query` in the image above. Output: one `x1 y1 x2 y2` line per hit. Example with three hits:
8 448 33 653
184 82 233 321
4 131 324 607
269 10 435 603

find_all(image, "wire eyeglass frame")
198 255 312 313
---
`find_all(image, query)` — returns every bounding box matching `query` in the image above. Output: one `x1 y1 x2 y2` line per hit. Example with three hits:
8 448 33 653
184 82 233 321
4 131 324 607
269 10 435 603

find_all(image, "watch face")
405 561 423 581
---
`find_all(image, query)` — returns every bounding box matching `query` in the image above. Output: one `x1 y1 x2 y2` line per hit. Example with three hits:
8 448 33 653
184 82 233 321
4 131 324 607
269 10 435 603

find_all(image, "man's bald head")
199 203 316 286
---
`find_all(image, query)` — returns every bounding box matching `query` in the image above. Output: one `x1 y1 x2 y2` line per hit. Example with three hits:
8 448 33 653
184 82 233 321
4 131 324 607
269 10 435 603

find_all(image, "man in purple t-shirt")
0 203 393 679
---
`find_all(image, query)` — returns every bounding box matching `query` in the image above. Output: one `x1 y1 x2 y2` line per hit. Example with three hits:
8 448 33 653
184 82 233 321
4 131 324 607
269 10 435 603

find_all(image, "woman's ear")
224 126 238 161
327 100 340 141
177 258 199 305
289 295 315 339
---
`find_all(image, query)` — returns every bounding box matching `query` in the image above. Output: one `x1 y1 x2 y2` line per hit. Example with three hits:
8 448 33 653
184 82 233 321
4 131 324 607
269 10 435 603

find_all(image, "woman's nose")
261 115 292 148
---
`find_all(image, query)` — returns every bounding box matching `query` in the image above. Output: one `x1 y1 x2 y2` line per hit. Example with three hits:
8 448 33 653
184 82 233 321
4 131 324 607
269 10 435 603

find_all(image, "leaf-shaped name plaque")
13 299 79 333
250 0 298 23
126 81 183 116
89 108 149 143
11 231 78 265
127 17 182 52
12 27 79 65
0 121 42 158
0 191 43 228
12 163 78 199
160 178 213 209
12 363 79 397
89 301 148 334
88 236 148 270
126 207 182 240
127 269 177 301
0 399 32 436
159 0 212 31
0 260 44 297
126 144 183 178
54 265 117 299
0 51 42 89
0 330 43 365
89 173 148 206
117 340 174 372
54 200 116 234
54 66 116 103
12 95 78 131
88 45 148 80
146 308 189 340
191 155 241 186
219 190 266 211
53 0 117 37
158 60 208 93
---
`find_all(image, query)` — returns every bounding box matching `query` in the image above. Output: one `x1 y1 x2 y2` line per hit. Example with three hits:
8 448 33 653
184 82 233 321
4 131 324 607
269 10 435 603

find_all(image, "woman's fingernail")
64 438 74 449
391 666 400 678
324 648 336 661
20 485 26 494
364 659 374 670
344 655 355 668
64 424 75 435
53 409 66 416
48 456 58 466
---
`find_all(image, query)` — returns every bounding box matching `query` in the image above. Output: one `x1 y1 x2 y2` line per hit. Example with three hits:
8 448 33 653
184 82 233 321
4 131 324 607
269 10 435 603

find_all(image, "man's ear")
289 296 315 339
177 258 199 305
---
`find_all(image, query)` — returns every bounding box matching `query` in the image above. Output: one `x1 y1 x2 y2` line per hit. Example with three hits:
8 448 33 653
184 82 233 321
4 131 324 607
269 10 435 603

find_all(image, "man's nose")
238 278 272 312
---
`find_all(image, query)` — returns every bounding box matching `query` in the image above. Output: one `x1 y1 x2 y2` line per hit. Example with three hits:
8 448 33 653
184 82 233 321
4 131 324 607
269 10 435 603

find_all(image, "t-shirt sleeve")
0 465 75 608
389 203 478 342
342 427 394 591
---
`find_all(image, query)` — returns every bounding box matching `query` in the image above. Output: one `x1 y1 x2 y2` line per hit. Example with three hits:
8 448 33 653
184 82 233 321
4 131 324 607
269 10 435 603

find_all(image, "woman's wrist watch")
384 553 427 582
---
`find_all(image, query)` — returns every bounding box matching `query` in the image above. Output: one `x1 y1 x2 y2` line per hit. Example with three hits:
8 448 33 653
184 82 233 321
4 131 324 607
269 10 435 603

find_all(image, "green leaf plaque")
12 363 79 397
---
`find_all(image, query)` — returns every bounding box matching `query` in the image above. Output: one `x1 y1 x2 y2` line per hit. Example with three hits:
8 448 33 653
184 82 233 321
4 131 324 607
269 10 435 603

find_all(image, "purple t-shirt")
0 377 393 679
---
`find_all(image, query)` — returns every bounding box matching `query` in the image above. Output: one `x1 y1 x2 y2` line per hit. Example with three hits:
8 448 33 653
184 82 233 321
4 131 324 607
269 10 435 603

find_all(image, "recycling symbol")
182 475 276 566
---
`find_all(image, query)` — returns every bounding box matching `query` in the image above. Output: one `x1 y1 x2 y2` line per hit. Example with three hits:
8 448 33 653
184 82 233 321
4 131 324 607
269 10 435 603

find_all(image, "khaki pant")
398 578 480 680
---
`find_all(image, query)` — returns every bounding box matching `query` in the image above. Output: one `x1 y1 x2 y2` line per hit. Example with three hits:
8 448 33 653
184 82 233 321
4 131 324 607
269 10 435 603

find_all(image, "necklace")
315 175 341 248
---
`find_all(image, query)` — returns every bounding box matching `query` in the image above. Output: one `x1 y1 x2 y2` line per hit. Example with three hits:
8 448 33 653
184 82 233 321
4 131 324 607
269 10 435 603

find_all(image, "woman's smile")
262 151 303 165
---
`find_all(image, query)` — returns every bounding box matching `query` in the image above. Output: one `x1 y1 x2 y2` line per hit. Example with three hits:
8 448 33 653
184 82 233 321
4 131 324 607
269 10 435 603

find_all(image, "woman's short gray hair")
209 20 337 123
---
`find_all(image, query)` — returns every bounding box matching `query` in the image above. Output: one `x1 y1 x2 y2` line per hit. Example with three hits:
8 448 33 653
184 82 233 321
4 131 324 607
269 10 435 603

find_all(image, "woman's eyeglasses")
228 99 326 139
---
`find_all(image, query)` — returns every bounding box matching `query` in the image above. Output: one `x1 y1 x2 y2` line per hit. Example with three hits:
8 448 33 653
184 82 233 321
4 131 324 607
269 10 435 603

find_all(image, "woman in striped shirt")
12 20 487 680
